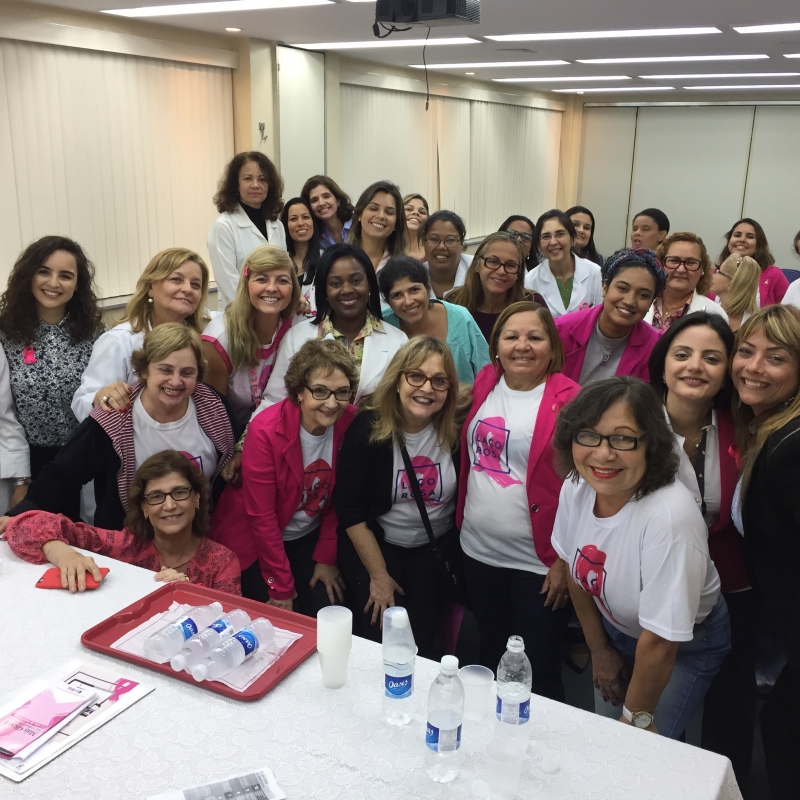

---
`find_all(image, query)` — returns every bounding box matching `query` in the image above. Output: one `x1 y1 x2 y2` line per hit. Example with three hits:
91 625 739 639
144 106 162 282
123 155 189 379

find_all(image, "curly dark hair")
125 450 211 541
552 376 678 499
716 217 775 271
213 151 284 221
301 175 354 223
0 236 103 345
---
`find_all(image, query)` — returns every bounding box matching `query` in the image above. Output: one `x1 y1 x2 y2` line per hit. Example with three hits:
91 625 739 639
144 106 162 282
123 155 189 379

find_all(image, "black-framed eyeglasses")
664 256 702 272
481 255 521 275
402 371 451 392
714 267 734 280
504 229 533 243
425 236 461 249
305 385 353 401
143 486 193 505
573 431 645 451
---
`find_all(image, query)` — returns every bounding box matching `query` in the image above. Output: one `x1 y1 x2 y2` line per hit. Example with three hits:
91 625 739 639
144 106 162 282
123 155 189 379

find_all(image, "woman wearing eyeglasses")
644 233 727 331
457 301 580 699
5 450 241 594
447 232 542 342
523 210 603 318
710 254 760 333
551 377 729 738
419 211 472 298
335 337 462 658
498 215 537 272
210 339 358 614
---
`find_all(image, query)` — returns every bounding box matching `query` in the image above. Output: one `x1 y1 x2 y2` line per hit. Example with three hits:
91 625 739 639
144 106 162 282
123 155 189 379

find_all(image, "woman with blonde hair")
71 248 209 421
710 254 760 332
202 245 301 431
447 232 543 342
1 323 234 533
335 336 462 657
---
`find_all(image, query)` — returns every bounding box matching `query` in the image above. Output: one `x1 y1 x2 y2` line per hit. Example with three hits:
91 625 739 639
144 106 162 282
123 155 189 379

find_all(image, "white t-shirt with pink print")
460 377 548 575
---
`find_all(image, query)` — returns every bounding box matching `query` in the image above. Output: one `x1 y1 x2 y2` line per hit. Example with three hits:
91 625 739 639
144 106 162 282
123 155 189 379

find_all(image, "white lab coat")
256 319 408 414
523 255 603 317
426 253 472 299
0 342 30 513
207 206 288 309
644 291 729 325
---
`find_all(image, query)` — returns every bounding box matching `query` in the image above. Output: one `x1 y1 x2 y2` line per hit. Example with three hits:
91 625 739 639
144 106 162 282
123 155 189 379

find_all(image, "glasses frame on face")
573 430 645 451
143 486 193 506
714 266 735 280
539 230 571 244
664 256 702 272
424 236 461 249
304 385 353 402
481 255 521 275
402 370 451 392
504 228 533 244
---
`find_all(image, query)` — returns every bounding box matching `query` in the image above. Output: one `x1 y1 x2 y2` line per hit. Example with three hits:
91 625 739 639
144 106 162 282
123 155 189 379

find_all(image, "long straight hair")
716 218 775 271
347 180 408 259
280 197 322 286
720 254 760 319
565 205 601 265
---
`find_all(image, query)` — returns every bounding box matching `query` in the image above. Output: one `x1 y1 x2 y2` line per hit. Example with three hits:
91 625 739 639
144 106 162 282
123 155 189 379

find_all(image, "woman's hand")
365 572 405 627
11 483 29 507
154 568 190 584
541 559 571 611
619 714 659 733
0 516 9 538
93 382 133 412
41 540 104 592
592 645 629 705
221 453 243 487
268 595 296 611
296 296 312 316
310 563 346 604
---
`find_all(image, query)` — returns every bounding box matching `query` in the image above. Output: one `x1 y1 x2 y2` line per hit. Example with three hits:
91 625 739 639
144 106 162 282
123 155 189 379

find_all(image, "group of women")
1 149 800 800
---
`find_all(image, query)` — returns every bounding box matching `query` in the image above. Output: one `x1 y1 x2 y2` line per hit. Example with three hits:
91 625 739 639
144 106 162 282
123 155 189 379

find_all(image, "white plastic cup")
458 665 494 721
484 737 526 800
317 606 352 689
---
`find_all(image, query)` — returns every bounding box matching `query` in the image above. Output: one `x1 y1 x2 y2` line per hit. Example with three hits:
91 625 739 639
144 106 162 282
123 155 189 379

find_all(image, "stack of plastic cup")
316 606 353 689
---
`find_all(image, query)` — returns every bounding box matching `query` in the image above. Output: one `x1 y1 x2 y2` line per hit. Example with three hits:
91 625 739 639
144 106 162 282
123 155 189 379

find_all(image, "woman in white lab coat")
0 343 30 514
207 152 288 308
524 209 603 318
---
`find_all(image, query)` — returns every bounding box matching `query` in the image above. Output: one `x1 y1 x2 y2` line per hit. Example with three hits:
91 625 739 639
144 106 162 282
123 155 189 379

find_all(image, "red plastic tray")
81 582 317 701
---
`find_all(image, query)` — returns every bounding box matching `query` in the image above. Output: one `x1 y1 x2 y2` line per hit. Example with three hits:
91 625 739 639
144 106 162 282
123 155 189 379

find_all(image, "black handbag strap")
693 426 709 519
400 444 438 548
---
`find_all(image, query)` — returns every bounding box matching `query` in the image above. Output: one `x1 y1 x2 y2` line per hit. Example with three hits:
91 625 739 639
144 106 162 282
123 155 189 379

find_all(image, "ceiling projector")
375 0 481 27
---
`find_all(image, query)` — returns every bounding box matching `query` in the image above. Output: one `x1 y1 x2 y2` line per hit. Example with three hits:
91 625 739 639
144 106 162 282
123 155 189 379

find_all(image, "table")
0 542 743 800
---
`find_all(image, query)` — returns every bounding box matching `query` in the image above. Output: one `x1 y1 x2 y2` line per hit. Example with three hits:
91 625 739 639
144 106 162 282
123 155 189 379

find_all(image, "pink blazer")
554 304 661 384
210 398 357 600
456 365 581 568
759 265 789 306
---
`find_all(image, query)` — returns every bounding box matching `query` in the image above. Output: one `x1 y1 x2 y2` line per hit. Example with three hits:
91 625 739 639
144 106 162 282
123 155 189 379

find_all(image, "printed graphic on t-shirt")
572 544 625 627
300 458 332 518
471 416 522 488
178 452 203 472
394 456 444 505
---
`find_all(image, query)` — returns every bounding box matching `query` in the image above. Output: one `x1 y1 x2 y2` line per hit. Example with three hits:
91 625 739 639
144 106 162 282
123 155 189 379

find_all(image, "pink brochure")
0 682 96 758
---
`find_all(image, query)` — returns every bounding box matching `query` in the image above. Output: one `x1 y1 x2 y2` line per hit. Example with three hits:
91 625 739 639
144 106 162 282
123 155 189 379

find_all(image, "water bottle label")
233 629 258 656
179 618 199 640
496 697 531 725
209 620 232 634
426 722 462 753
384 673 413 699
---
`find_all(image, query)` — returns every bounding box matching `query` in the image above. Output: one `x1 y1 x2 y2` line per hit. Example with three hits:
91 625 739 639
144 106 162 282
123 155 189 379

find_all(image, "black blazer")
742 416 800 662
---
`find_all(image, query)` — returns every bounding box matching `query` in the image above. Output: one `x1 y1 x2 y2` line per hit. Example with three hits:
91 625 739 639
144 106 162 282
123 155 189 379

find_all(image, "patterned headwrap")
602 248 667 299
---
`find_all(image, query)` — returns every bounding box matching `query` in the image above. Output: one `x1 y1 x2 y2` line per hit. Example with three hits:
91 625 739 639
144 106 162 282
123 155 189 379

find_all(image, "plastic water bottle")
496 635 532 741
143 602 223 663
425 655 464 783
191 618 276 682
382 607 417 726
170 609 251 672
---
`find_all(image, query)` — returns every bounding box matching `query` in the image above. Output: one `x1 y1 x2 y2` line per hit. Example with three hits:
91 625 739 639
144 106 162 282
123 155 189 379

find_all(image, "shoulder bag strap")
400 443 438 548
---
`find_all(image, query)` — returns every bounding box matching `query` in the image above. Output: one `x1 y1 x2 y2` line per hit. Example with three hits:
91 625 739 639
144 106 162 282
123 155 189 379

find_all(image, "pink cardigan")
759 266 789 306
210 398 357 600
554 304 661 384
456 365 581 568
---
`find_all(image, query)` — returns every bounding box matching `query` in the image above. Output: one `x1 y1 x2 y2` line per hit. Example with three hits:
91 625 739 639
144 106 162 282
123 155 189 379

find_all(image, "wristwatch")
13 477 31 487
623 705 654 729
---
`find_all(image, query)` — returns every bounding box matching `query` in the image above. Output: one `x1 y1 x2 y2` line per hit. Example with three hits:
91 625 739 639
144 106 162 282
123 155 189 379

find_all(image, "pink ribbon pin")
23 345 36 364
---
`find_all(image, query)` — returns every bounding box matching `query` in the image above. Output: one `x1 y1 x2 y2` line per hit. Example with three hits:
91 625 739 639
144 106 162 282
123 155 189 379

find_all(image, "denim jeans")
594 595 731 739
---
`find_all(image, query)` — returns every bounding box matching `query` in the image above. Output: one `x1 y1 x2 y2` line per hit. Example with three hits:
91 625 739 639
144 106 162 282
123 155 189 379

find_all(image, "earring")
148 297 153 304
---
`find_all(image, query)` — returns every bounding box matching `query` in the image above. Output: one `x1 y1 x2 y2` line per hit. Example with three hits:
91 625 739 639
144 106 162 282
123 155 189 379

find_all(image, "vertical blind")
0 39 234 298
340 84 562 240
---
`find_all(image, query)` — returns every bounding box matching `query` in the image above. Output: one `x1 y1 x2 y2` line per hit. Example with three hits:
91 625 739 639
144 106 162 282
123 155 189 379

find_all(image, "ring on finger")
102 394 111 405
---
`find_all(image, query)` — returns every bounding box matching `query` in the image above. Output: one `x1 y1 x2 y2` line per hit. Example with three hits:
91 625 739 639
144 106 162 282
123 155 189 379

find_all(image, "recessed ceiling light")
577 54 769 64
103 0 329 16
493 75 631 83
225 26 241 31
293 37 480 50
409 60 568 69
465 71 475 75
785 54 800 58
552 86 676 93
685 84 800 90
734 22 800 34
640 72 800 79
487 27 720 42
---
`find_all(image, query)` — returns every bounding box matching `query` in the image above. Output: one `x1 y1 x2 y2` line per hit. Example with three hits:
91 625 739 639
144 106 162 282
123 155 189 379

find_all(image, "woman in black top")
731 304 800 800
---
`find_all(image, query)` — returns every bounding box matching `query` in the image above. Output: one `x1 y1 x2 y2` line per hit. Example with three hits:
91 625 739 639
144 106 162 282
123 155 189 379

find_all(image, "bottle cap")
210 601 223 613
384 607 409 629
441 655 459 675
191 664 208 682
507 635 525 652
170 655 187 672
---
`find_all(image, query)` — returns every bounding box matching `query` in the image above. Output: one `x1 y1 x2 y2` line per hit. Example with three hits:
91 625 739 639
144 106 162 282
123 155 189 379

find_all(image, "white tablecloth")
0 542 743 800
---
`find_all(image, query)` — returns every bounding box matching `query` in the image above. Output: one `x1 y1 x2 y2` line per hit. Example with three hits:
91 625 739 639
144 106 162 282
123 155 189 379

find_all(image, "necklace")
157 540 198 571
